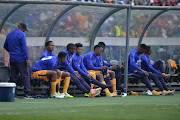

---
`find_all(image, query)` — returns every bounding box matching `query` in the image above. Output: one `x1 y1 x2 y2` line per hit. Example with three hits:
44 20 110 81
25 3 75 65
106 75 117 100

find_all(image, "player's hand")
141 70 149 76
26 60 30 67
87 74 92 79
101 66 108 71
74 71 79 75
162 73 170 79
111 65 117 70
76 74 80 79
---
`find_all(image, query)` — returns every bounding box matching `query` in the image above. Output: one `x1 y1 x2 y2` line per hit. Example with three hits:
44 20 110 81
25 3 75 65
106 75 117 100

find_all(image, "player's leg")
16 61 31 99
108 71 117 95
134 70 161 96
88 72 112 89
70 73 90 94
9 62 19 97
153 60 165 73
114 65 124 91
61 71 72 98
95 72 114 97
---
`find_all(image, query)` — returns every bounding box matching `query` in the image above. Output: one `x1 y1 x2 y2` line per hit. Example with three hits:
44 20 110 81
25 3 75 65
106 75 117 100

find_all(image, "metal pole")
124 7 131 94
45 5 77 43
89 8 124 51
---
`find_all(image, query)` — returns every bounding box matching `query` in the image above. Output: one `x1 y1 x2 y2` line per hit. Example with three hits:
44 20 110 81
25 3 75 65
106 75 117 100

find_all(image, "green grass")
0 93 180 120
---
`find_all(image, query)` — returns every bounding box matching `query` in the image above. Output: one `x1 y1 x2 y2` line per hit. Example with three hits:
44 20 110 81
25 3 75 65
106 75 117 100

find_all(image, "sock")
91 79 112 89
51 81 56 95
63 77 70 93
101 81 112 95
56 78 61 93
148 73 164 91
91 84 94 89
115 66 124 91
110 78 116 93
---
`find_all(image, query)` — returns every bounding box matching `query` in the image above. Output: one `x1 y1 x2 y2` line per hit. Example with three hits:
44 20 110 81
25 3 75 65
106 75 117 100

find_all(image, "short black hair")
98 42 106 48
139 44 147 50
146 46 151 51
45 41 53 47
58 52 67 59
67 43 76 50
94 45 102 51
75 43 83 48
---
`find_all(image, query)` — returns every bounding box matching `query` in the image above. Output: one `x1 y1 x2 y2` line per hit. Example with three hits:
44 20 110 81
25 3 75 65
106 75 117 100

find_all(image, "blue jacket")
96 55 112 70
128 49 141 72
83 51 102 70
72 53 89 77
31 56 59 72
61 50 76 76
40 50 54 59
4 29 29 62
141 54 162 75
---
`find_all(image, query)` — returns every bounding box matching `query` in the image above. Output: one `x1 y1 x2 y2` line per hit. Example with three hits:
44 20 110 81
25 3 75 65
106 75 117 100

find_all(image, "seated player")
40 41 73 98
60 44 102 98
97 42 126 96
83 45 116 97
31 52 71 98
128 44 164 96
40 41 54 59
141 46 174 95
72 43 113 97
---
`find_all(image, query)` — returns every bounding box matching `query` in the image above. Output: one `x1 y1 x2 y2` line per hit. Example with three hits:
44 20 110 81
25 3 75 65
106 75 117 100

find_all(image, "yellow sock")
88 89 93 96
91 84 94 89
51 81 56 95
56 78 61 93
101 81 112 95
110 78 116 93
63 77 70 93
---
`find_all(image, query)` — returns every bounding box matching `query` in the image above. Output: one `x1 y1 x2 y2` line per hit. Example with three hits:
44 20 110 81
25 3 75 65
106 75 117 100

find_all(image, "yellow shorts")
88 72 96 79
88 70 101 74
31 70 49 81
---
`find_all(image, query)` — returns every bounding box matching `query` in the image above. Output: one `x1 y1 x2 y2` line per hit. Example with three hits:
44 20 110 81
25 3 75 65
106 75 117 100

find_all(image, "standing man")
4 23 32 99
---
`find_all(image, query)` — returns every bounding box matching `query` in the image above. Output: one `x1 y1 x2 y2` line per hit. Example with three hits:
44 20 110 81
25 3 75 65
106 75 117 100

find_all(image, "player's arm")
85 55 102 70
21 33 29 61
4 37 9 52
129 53 141 71
144 56 162 75
72 57 88 77
64 60 76 76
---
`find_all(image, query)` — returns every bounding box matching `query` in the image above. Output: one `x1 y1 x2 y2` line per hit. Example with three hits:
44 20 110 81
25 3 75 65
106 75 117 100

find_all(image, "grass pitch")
0 93 180 120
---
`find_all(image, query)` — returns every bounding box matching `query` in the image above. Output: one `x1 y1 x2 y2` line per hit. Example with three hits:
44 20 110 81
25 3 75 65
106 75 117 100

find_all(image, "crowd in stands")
1 7 180 38
52 0 180 6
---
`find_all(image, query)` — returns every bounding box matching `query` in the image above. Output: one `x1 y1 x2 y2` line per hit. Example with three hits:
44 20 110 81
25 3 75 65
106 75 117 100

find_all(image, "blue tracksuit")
40 50 54 59
59 50 76 76
72 52 89 77
4 29 29 62
128 49 142 73
96 55 112 70
31 56 59 72
141 54 162 75
83 51 102 70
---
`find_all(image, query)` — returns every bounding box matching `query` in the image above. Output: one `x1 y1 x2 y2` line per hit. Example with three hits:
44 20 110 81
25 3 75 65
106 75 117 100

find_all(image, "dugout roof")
0 0 180 92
